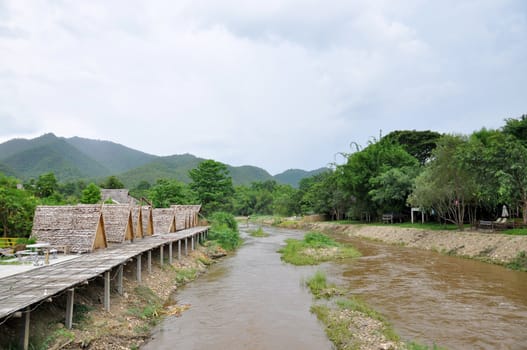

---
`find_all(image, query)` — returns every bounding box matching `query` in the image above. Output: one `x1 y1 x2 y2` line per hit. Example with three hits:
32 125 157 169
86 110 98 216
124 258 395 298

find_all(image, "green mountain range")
0 133 326 187
274 168 330 187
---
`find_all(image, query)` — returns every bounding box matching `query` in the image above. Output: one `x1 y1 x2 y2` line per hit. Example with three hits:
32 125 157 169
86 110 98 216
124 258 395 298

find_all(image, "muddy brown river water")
142 226 527 350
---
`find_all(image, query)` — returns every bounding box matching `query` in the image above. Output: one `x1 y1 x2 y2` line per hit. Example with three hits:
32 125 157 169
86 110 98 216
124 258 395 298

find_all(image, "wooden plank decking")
0 226 208 321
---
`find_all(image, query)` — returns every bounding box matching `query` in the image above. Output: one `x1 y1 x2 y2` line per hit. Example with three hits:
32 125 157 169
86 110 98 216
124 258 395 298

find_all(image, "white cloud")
0 0 525 174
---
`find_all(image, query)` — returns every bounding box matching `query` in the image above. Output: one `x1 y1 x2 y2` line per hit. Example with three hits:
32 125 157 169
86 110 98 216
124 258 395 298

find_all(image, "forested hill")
66 136 157 174
0 133 318 186
274 168 329 187
117 154 274 188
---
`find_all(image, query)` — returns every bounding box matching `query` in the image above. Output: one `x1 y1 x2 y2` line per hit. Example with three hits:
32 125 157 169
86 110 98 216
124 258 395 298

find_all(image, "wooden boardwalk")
0 226 208 322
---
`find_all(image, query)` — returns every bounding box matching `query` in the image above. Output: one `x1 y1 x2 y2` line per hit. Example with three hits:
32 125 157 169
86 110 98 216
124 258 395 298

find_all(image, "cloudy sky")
0 1 526 174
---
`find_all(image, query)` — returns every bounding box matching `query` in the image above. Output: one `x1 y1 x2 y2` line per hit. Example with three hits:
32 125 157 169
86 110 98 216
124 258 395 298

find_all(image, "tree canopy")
189 160 234 215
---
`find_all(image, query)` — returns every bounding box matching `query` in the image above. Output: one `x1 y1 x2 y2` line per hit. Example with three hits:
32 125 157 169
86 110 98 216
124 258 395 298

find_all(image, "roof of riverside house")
172 205 202 230
101 204 134 243
101 189 138 205
31 204 108 253
132 206 153 238
152 208 177 234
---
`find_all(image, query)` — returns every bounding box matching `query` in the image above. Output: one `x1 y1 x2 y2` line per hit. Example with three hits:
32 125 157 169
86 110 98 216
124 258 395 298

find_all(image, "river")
142 225 527 350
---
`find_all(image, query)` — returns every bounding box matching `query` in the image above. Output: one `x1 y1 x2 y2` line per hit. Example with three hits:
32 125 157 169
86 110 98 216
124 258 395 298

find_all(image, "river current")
142 225 527 350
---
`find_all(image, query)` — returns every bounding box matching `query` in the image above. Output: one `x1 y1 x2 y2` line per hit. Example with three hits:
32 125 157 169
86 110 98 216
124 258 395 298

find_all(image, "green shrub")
208 224 241 251
249 227 269 237
507 251 527 271
207 212 241 251
209 212 238 231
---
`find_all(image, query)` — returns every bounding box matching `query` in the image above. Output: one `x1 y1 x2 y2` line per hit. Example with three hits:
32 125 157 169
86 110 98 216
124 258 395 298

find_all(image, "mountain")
0 162 17 177
0 133 323 187
228 165 273 185
274 167 330 187
66 136 157 174
117 154 273 188
0 133 109 181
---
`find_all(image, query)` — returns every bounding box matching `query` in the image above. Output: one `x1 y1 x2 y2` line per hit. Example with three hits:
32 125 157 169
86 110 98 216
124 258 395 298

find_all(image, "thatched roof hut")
172 205 202 230
132 206 153 239
152 208 176 234
101 189 138 205
31 205 107 253
101 204 134 243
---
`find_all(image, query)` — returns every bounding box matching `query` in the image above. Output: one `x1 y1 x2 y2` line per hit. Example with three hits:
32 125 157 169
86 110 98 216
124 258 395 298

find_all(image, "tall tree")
100 176 125 189
80 183 101 204
150 179 193 208
382 130 442 165
189 160 234 214
35 172 58 198
502 114 527 146
408 135 477 229
0 174 37 237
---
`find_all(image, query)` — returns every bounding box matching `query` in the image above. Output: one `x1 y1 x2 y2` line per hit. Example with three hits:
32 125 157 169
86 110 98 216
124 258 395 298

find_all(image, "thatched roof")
31 205 108 253
172 205 202 230
152 208 176 234
101 189 138 205
132 206 153 239
101 204 134 243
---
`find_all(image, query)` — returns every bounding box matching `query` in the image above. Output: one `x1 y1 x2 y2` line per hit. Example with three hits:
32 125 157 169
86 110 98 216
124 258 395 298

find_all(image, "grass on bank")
305 270 343 299
278 231 360 265
248 227 270 237
506 251 527 271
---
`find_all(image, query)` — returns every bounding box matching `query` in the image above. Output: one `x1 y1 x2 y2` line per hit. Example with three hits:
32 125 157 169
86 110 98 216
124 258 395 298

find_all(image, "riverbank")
268 219 527 267
2 244 224 350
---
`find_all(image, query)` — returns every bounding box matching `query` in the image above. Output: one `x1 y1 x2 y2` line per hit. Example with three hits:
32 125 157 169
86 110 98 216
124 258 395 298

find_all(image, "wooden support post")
136 255 142 283
191 236 195 251
147 250 152 274
65 289 75 329
104 271 111 312
20 307 30 350
116 265 123 295
178 239 181 260
185 238 188 256
169 242 173 264
160 245 164 266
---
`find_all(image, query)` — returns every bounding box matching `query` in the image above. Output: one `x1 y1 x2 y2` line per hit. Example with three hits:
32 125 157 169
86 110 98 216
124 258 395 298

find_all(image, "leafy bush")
209 212 238 231
304 232 339 247
206 211 241 251
507 251 527 271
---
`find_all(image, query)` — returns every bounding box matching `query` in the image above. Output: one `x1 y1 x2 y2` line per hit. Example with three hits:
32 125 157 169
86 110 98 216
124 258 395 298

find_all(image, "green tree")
80 183 101 204
503 114 527 146
0 174 37 237
35 172 58 198
408 135 477 229
189 160 234 214
340 138 418 219
100 175 125 189
382 130 442 165
150 179 193 208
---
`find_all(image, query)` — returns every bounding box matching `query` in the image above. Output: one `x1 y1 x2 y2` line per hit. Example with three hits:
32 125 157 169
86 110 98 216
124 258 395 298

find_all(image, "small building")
172 205 202 230
132 206 154 239
31 205 108 253
101 204 134 243
152 208 177 234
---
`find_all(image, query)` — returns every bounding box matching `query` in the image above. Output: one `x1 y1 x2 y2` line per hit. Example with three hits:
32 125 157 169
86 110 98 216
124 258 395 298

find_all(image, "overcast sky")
0 1 526 174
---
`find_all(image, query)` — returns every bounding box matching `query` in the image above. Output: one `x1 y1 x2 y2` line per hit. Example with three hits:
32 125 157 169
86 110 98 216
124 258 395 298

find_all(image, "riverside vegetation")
1 213 241 350
278 231 443 350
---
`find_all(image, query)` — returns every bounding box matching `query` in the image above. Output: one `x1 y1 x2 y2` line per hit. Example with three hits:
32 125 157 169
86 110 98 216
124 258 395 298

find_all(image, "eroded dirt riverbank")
292 222 527 265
